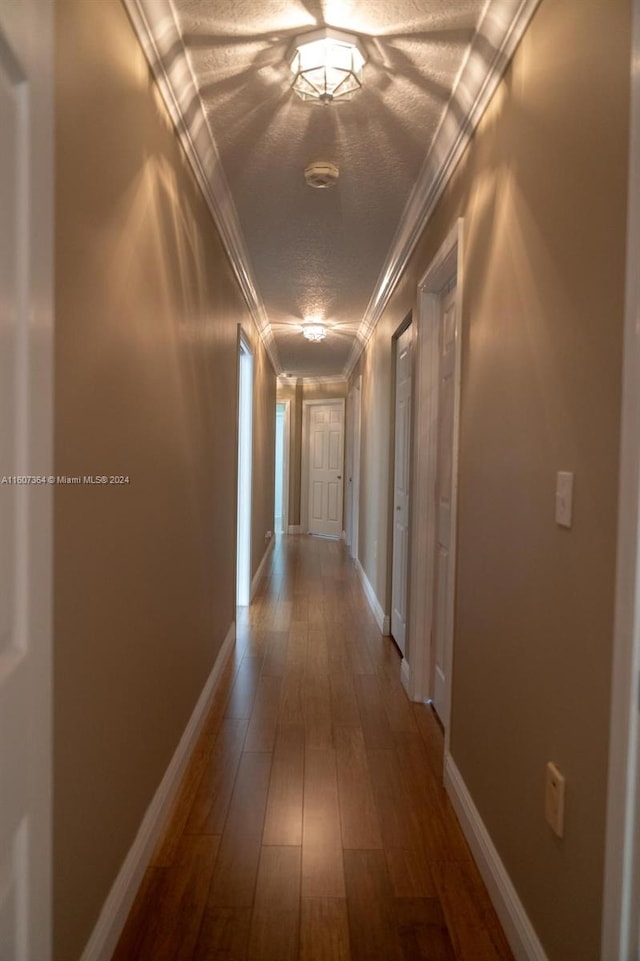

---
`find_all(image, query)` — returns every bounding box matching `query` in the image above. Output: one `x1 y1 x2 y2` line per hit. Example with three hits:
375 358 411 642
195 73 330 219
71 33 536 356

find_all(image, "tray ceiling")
125 0 539 379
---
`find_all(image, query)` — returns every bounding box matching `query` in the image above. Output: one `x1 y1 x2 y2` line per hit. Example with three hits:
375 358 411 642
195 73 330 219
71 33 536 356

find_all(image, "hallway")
112 535 513 961
3 0 637 956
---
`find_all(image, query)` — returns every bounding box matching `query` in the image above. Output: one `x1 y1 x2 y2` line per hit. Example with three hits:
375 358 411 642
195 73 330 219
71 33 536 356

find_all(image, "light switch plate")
555 471 574 528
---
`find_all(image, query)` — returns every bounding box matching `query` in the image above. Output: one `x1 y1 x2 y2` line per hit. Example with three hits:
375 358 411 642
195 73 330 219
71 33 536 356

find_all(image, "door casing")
390 319 413 657
0 2 54 957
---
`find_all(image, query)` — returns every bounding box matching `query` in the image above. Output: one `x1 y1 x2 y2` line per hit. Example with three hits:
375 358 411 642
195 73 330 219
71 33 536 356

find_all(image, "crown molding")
277 374 348 387
276 376 300 387
122 0 281 374
343 0 542 378
299 375 348 386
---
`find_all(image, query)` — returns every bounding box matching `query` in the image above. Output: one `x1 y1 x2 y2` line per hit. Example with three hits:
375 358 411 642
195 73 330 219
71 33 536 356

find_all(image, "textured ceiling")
167 0 491 377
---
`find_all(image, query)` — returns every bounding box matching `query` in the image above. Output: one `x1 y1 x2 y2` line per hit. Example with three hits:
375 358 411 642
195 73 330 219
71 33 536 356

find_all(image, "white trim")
250 535 275 600
444 755 549 961
121 0 280 374
287 524 302 534
400 658 411 695
355 559 391 636
602 0 640 955
406 222 463 739
79 623 236 961
343 0 540 378
300 398 346 536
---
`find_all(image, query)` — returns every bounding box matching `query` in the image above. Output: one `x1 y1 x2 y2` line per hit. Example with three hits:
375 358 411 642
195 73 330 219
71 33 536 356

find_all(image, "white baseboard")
400 658 411 694
79 622 236 961
287 524 302 534
251 536 275 600
355 558 391 635
444 755 549 961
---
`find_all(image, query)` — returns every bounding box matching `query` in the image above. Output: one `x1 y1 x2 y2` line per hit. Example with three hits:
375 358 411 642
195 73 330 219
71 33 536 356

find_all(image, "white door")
344 394 354 549
391 327 412 655
236 336 253 605
274 404 285 534
0 2 54 958
307 403 344 538
432 279 457 722
350 378 362 562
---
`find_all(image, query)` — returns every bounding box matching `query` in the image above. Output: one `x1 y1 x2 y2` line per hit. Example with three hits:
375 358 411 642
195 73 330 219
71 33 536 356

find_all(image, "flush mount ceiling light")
304 161 339 188
289 27 366 105
302 323 327 342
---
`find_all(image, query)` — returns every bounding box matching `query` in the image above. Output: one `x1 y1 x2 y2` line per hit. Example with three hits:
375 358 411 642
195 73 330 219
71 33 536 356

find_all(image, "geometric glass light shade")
289 27 366 105
302 323 327 342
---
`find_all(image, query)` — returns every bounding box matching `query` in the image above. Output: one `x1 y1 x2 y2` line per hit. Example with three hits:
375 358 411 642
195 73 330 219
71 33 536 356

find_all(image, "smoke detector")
304 161 339 189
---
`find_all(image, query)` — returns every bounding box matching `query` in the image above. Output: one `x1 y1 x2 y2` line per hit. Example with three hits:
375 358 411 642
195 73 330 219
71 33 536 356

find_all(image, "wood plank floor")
112 535 514 961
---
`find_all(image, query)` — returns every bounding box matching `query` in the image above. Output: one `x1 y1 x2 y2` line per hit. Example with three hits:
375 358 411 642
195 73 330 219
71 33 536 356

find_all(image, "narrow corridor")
112 535 513 961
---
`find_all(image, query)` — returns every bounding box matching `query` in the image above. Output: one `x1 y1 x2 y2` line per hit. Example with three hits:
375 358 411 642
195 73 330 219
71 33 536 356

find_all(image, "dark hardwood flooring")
112 535 514 961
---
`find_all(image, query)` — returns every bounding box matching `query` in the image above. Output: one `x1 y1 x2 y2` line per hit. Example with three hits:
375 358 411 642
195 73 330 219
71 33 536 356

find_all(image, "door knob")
337 475 342 479
396 505 401 511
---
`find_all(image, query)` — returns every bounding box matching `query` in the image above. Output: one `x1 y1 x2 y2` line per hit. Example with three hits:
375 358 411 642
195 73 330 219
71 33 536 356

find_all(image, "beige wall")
352 0 630 957
349 340 394 603
276 379 347 527
53 2 275 958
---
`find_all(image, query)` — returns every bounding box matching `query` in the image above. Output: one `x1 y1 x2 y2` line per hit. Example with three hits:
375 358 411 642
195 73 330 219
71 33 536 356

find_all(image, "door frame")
390 315 414 657
406 220 464 745
602 1 640 953
275 399 290 535
345 376 362 561
236 329 253 606
0 2 54 956
301 398 346 536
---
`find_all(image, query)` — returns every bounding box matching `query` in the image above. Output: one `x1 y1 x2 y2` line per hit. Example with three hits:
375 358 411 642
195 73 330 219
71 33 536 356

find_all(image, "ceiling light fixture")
289 27 366 105
302 323 327 342
304 161 339 189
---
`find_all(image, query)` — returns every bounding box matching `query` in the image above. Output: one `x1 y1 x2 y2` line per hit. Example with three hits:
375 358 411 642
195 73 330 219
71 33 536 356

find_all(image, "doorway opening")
274 401 289 535
602 5 640 952
236 332 253 607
